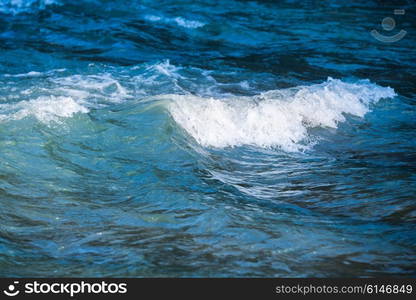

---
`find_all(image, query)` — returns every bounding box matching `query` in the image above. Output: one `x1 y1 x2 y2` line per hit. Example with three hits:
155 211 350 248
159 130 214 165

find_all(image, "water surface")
0 0 415 277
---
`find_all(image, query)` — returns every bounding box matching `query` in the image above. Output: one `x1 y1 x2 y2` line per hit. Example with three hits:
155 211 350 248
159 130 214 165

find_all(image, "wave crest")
168 78 396 152
0 96 88 123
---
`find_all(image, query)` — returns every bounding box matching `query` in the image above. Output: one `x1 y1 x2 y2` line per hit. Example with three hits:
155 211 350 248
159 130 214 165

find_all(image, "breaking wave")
168 78 396 152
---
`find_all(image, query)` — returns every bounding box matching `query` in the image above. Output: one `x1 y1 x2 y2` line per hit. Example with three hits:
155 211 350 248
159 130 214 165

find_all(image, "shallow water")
0 0 415 277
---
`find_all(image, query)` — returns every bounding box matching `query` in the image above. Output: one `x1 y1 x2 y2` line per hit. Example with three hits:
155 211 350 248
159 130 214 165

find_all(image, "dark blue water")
0 0 415 277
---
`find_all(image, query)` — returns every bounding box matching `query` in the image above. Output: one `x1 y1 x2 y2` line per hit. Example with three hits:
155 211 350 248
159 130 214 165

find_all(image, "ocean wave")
0 71 129 124
0 62 184 124
0 95 88 123
0 63 396 142
51 73 131 103
168 78 396 152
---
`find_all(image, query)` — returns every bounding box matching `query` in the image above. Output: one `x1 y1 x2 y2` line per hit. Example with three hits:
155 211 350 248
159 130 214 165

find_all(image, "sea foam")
168 78 396 152
0 71 131 124
0 96 88 123
144 14 205 29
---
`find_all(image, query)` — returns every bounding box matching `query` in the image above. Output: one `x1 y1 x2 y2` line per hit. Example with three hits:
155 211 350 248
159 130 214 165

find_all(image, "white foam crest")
149 60 183 79
173 17 205 29
168 78 396 152
1 71 131 123
131 60 186 95
51 73 130 103
0 96 88 123
4 71 42 78
144 15 161 22
144 14 205 29
3 69 66 78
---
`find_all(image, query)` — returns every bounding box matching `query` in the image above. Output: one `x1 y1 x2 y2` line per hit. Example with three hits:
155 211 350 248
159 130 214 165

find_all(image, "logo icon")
3 281 20 297
371 9 407 43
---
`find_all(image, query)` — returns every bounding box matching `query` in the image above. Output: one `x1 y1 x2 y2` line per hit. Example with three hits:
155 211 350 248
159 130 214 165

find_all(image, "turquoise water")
0 0 415 277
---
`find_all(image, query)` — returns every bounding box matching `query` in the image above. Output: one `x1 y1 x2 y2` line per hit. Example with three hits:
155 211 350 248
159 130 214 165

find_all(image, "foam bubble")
168 78 396 152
